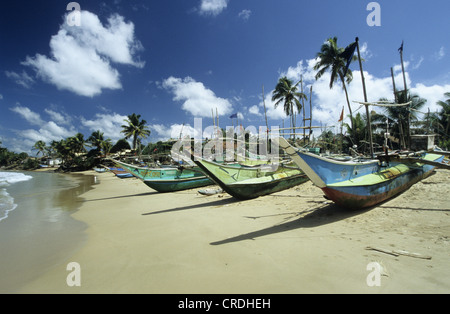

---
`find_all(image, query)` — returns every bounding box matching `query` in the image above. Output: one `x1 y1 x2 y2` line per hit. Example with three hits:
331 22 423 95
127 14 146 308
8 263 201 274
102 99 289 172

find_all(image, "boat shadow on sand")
141 197 238 216
210 200 370 246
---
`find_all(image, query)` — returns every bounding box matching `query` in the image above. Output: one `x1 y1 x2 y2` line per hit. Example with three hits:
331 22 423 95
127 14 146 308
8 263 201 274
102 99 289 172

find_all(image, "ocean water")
0 171 95 293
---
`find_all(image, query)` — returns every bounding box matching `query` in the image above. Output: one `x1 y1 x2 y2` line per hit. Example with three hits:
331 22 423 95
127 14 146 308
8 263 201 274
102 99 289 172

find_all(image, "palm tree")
121 113 151 151
67 133 87 155
272 77 307 139
314 37 357 132
383 92 426 149
87 130 112 155
32 140 47 157
344 112 370 151
437 92 450 138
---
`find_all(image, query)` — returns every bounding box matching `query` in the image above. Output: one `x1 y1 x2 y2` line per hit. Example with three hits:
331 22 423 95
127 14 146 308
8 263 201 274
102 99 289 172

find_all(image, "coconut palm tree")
121 113 151 151
314 37 357 132
437 92 450 138
32 140 47 157
67 133 87 155
272 77 307 139
87 130 112 155
381 92 426 149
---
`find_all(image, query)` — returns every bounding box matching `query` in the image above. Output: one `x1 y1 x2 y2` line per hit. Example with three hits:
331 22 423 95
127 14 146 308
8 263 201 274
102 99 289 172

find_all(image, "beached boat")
107 167 134 178
275 137 445 209
93 167 108 173
193 157 308 200
110 159 213 192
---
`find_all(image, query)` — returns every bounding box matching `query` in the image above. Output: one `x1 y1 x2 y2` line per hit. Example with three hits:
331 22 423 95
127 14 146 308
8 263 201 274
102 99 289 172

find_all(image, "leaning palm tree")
272 77 307 139
121 113 151 151
314 37 357 132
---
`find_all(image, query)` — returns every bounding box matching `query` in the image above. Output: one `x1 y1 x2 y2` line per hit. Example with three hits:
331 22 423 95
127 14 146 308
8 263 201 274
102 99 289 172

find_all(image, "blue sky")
1 0 449 153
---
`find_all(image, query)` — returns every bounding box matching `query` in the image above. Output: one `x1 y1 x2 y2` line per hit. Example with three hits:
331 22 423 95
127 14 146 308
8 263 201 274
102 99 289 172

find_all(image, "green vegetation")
275 36 450 154
1 113 157 171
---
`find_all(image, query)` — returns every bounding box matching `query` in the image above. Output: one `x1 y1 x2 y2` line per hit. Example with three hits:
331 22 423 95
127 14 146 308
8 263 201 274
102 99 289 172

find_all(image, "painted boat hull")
222 174 308 200
276 137 444 209
111 159 213 192
143 176 213 193
194 158 308 200
322 163 438 209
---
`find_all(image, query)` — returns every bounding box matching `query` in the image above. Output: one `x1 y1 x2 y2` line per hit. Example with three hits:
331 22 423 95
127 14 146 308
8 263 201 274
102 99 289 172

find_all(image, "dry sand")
19 168 450 294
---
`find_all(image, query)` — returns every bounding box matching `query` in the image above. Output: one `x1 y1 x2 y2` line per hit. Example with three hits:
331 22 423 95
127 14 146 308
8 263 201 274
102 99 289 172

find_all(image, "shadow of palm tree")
210 201 369 245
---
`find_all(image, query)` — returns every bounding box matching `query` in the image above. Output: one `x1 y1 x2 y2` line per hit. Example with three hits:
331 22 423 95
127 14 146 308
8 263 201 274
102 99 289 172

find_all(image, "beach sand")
19 168 450 294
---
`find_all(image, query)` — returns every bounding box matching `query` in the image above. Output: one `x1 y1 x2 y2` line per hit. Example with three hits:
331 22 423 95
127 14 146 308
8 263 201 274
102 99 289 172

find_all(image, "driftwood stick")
366 246 432 260
366 246 399 257
393 250 432 260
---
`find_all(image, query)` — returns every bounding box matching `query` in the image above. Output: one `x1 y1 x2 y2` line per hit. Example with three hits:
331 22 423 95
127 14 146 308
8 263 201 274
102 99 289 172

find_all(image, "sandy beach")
18 168 450 294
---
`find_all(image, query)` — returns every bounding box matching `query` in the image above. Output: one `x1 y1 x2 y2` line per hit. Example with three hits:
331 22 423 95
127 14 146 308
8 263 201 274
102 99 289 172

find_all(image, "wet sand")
19 169 450 294
0 171 94 293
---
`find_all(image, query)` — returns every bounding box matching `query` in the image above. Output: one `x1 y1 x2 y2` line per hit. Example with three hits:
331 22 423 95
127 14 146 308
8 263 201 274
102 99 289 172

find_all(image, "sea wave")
0 172 33 187
0 188 18 222
0 172 33 222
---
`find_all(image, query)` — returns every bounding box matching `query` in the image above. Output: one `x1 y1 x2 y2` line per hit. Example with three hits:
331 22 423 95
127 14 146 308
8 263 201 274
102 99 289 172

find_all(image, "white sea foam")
0 189 18 222
0 172 33 187
0 172 33 222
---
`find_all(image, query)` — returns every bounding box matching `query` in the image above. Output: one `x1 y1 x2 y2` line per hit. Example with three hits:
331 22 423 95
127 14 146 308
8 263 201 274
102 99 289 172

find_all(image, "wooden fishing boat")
275 137 445 209
193 157 308 200
110 159 213 192
107 167 134 178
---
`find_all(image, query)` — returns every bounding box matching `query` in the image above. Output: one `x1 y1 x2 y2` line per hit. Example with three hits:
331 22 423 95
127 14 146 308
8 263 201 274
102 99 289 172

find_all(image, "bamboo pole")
262 85 269 146
356 37 374 158
309 85 313 144
399 41 411 149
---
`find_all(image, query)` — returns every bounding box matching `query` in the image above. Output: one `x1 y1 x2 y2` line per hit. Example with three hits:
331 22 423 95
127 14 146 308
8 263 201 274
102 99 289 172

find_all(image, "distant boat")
276 137 445 209
110 159 213 192
107 167 134 178
193 157 308 200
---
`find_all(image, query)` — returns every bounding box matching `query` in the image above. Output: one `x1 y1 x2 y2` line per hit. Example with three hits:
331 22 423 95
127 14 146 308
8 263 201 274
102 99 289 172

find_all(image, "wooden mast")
356 37 374 158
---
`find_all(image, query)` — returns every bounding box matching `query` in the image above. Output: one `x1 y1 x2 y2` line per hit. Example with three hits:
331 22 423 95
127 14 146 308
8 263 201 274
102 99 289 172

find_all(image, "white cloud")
412 56 424 70
81 112 128 142
5 71 34 89
238 9 252 21
9 106 77 153
199 0 228 16
248 45 449 131
359 42 372 60
249 105 261 116
23 10 144 97
435 46 445 60
44 108 73 126
10 105 45 126
151 123 200 141
162 76 233 117
411 83 450 114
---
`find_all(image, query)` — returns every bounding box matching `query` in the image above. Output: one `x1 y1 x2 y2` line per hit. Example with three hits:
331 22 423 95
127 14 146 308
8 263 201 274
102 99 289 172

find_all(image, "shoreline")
18 169 450 294
0 169 96 293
